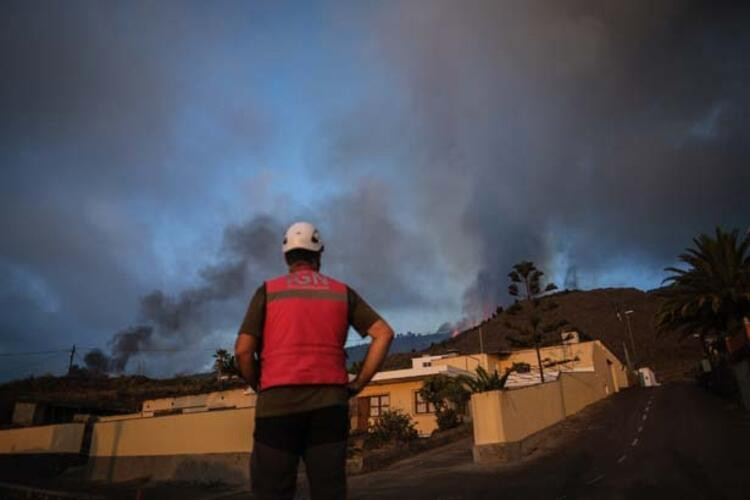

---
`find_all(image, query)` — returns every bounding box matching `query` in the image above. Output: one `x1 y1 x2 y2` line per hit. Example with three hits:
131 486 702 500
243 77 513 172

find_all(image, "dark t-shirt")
237 282 382 417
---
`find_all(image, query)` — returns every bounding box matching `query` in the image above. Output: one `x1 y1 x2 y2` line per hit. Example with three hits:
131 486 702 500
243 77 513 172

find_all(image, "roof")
368 364 472 384
504 367 594 389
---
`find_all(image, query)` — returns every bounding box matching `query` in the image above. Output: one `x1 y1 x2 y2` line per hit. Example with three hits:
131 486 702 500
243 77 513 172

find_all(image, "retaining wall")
87 407 254 485
472 341 626 464
0 423 86 480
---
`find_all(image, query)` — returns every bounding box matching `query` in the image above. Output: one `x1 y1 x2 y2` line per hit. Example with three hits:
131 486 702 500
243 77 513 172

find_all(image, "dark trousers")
251 405 349 500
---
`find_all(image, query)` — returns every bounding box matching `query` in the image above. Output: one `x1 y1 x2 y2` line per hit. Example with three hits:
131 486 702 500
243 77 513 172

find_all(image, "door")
356 396 370 431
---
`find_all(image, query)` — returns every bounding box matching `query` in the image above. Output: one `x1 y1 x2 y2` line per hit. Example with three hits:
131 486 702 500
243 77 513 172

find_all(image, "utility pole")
624 310 637 366
616 305 638 370
622 341 633 373
67 345 76 375
479 324 484 354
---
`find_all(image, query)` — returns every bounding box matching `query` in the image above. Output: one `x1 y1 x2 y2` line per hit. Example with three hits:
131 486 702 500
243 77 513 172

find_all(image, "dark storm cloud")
0 2 272 376
2 1 749 379
325 0 750 318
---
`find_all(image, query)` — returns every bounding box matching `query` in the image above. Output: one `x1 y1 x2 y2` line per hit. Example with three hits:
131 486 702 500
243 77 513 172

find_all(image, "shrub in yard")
365 409 419 449
435 407 460 431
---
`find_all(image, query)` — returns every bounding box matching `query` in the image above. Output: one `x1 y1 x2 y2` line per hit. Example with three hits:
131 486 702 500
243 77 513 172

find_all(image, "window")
415 391 435 414
369 394 390 417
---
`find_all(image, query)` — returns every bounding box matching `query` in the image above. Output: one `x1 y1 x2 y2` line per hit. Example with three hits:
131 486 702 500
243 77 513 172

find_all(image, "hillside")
345 331 450 364
382 287 703 380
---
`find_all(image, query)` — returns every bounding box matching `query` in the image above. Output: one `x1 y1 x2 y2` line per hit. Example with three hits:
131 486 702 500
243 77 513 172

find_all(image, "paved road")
345 383 750 500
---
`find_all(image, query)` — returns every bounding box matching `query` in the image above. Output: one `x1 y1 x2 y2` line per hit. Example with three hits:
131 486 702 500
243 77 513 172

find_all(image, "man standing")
235 221 394 500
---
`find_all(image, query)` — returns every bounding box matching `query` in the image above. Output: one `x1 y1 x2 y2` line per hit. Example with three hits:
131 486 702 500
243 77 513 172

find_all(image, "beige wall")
0 423 84 454
433 353 498 373
590 340 629 395
415 340 626 388
472 381 565 446
500 382 565 443
597 341 630 390
470 391 504 445
11 402 41 426
356 379 438 436
472 373 606 450
142 388 255 415
471 341 629 447
495 342 595 374
90 408 254 457
558 371 602 416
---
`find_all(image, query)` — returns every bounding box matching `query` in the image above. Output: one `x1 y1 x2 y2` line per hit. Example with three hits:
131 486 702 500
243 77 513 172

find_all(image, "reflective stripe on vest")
260 270 349 391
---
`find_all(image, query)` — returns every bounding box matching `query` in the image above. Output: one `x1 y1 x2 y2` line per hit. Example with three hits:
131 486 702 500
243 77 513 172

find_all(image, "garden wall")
87 407 254 485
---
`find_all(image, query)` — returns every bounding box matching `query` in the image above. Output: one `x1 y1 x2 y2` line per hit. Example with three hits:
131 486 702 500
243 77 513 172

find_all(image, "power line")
0 349 70 357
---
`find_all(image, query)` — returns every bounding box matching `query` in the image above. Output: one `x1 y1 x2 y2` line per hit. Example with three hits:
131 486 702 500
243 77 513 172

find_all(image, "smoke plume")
105 215 282 372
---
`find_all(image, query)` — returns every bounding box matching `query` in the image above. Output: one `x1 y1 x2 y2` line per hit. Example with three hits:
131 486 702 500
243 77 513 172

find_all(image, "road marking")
638 425 644 433
586 474 605 485
631 438 639 447
644 406 650 413
617 454 627 464
642 414 648 421
555 495 568 500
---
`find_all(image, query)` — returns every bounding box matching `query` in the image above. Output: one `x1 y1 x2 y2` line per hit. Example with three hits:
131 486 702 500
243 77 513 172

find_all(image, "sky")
1 1 748 380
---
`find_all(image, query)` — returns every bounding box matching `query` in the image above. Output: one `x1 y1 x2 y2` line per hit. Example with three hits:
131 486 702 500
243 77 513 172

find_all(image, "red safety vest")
259 268 350 390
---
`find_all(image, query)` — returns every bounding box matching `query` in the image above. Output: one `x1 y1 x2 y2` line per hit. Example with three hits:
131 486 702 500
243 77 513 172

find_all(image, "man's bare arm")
348 319 394 396
235 333 260 392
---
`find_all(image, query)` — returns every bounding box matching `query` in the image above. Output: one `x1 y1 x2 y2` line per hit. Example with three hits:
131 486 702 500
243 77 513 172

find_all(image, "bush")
435 407 460 431
365 409 419 449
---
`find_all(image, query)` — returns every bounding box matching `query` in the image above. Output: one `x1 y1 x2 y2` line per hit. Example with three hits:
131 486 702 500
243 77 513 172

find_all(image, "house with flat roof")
352 336 629 436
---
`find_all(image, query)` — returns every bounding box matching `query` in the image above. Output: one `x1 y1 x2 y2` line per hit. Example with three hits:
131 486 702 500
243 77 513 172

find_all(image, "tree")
505 261 568 383
213 348 239 381
418 374 470 431
84 349 110 374
655 227 750 346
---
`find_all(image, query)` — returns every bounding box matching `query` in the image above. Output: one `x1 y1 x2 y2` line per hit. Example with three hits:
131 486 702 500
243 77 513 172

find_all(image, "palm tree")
505 261 568 382
458 363 531 393
655 227 750 346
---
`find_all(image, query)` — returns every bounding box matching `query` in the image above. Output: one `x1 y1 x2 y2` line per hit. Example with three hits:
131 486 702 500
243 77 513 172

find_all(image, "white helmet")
282 221 324 253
